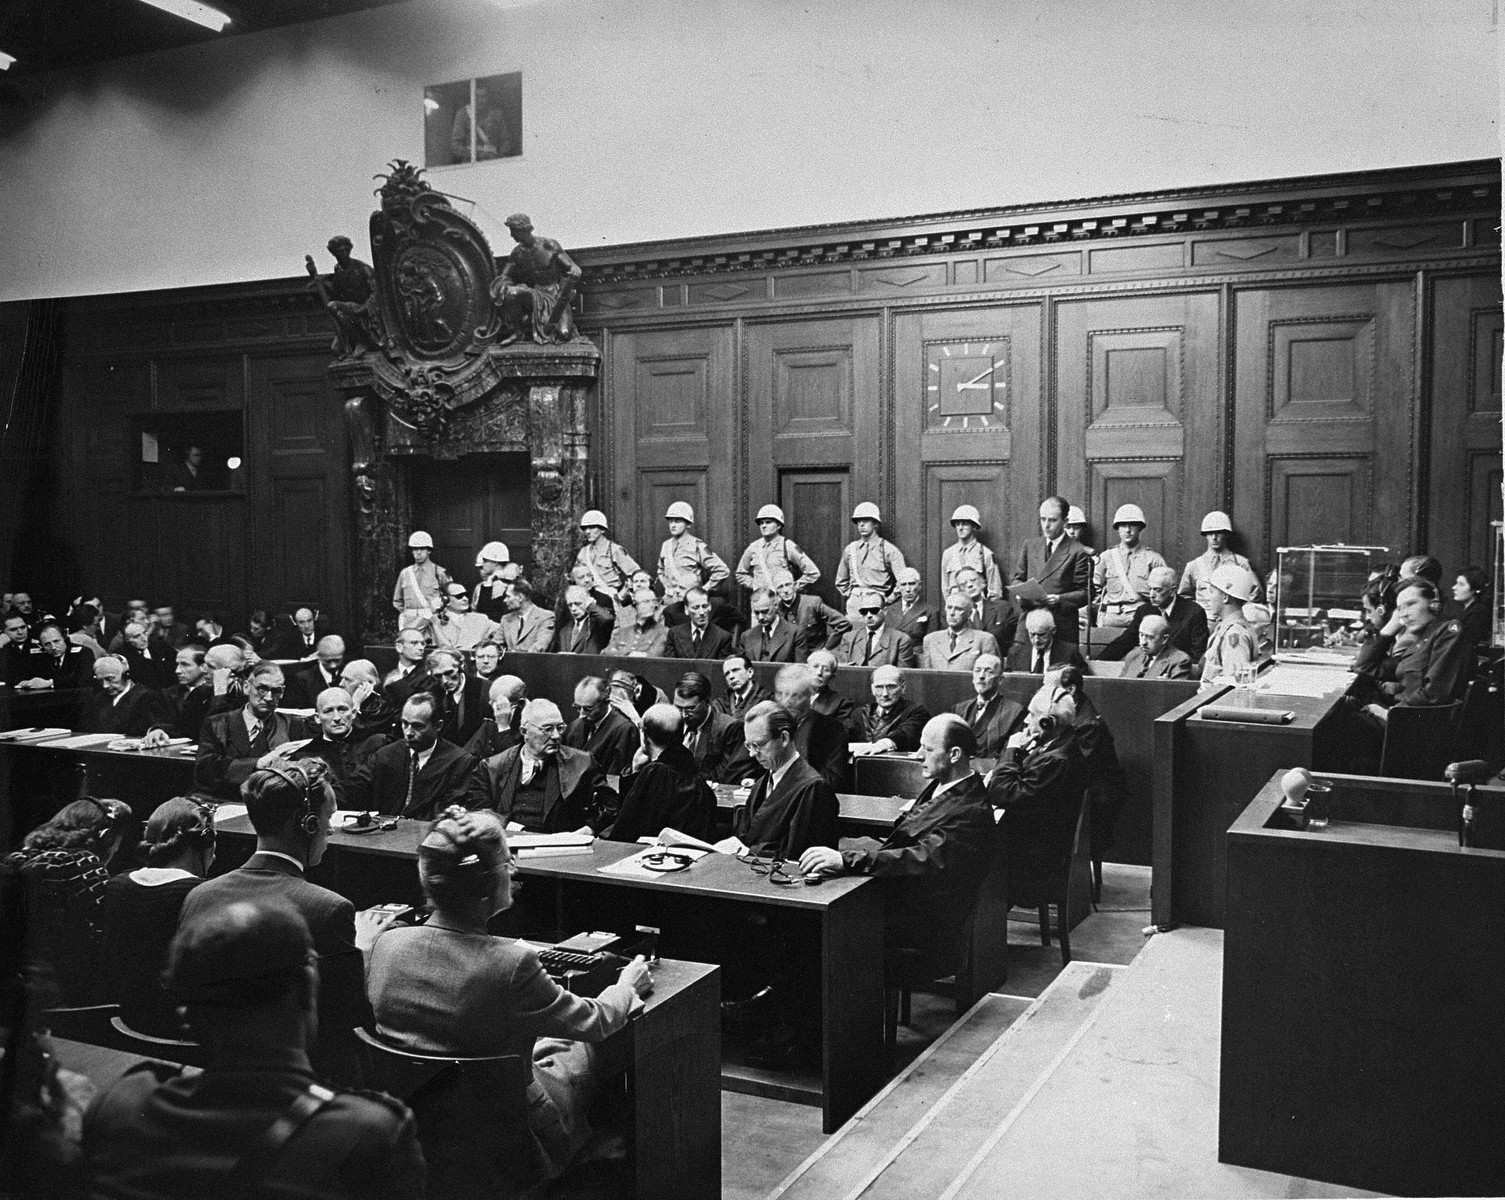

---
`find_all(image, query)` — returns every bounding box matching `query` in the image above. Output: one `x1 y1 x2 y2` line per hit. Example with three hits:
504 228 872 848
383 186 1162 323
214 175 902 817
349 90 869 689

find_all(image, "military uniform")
391 560 450 632
83 1054 424 1200
834 536 908 603
735 534 821 593
1200 615 1259 684
940 540 1004 600
1093 543 1168 626
1179 549 1257 621
575 538 641 601
657 533 730 603
1354 616 1472 708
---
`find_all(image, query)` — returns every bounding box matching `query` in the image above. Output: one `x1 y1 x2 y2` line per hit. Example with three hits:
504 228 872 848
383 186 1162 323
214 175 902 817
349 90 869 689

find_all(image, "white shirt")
254 850 305 873
519 747 545 784
768 753 797 793
930 771 977 802
413 742 438 773
127 866 197 887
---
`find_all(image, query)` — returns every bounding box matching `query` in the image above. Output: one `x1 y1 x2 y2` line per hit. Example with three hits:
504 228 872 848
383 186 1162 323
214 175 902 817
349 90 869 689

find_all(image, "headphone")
259 763 322 836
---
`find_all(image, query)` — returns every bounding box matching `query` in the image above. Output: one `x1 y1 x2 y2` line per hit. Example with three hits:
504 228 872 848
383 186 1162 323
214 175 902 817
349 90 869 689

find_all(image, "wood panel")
638 470 708 570
779 470 849 608
157 357 242 411
409 452 533 596
892 304 1043 593
1233 281 1415 566
609 325 735 556
1055 293 1220 566
1428 273 1503 577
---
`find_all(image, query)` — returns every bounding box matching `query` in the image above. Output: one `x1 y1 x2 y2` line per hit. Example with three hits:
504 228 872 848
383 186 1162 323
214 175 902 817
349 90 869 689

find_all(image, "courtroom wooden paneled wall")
576 159 1502 601
25 160 1502 628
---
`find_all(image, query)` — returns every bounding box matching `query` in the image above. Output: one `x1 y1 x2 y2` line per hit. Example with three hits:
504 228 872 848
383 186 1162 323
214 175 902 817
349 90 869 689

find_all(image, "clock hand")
956 364 996 392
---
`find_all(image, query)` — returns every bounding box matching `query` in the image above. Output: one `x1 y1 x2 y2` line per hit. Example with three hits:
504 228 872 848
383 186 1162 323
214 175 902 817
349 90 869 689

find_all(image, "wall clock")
924 339 1009 431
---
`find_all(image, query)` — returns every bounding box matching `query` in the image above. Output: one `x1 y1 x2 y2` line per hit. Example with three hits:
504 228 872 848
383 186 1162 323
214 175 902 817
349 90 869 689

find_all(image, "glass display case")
1272 544 1388 664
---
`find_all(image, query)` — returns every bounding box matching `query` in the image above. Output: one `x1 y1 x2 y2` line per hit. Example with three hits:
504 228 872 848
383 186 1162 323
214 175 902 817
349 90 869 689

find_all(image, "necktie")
404 750 418 814
949 631 958 655
248 721 263 749
1136 657 1150 679
866 634 877 663
692 629 701 654
520 755 538 785
1033 653 1044 674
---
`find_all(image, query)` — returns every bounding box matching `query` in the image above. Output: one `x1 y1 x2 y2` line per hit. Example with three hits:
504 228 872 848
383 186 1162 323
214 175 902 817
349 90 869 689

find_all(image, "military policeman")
391 530 451 633
1093 504 1168 628
940 504 1004 600
1179 511 1258 620
574 509 642 606
735 504 821 594
834 502 908 612
656 501 730 608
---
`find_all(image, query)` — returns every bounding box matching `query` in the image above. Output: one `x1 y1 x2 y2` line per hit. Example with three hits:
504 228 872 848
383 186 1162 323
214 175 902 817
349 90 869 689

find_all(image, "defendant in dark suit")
82 655 173 737
194 662 309 801
466 699 617 833
1012 496 1093 645
666 587 736 659
345 692 475 820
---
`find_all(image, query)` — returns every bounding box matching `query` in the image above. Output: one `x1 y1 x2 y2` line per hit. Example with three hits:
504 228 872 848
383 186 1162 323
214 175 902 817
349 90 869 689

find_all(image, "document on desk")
42 733 121 750
1257 664 1353 698
213 804 249 825
0 727 73 742
511 830 596 858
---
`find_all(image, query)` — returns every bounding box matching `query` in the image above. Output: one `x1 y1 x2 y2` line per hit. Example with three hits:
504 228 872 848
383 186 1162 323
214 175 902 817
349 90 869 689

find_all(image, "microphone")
1446 760 1491 849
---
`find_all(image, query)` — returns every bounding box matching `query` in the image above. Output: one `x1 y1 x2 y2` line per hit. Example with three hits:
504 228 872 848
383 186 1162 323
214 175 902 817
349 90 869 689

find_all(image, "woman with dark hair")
1451 565 1492 647
366 806 652 1191
3 797 132 1003
96 798 215 1036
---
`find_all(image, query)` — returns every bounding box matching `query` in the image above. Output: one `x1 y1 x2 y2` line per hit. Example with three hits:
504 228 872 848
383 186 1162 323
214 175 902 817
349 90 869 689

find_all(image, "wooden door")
410 452 532 595
1232 282 1416 570
779 470 849 608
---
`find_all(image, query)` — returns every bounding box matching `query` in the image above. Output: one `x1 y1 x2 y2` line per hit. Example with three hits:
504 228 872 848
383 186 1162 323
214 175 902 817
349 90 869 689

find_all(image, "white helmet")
1200 510 1233 534
756 504 785 525
1066 506 1087 526
1207 562 1259 603
665 501 695 523
579 510 608 530
1112 504 1147 527
407 531 434 549
950 504 982 526
476 541 510 566
851 501 882 522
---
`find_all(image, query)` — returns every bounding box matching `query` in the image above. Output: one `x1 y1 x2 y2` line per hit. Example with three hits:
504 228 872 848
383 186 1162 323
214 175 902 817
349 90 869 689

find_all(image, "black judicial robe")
732 755 839 861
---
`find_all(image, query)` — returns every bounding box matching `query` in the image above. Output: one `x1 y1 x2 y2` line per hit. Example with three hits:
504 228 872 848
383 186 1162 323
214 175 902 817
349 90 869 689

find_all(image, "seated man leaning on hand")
466 699 617 834
800 714 997 977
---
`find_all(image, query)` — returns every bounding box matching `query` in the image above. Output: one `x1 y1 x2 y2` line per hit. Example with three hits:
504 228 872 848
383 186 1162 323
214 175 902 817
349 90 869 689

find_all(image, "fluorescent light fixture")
137 0 233 32
0 51 15 70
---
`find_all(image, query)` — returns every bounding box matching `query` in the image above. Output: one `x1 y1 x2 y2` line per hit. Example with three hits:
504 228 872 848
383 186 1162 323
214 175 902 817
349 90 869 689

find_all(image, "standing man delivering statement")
1012 497 1092 646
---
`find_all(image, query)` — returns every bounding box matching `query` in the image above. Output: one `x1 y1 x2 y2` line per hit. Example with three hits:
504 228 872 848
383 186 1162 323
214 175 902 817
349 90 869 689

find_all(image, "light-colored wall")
0 0 1495 302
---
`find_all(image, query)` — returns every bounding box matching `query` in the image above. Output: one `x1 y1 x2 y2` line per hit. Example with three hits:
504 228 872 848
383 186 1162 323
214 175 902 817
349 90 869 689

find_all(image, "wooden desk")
214 816 885 1134
1151 682 1347 928
0 686 92 732
1220 772 1505 1196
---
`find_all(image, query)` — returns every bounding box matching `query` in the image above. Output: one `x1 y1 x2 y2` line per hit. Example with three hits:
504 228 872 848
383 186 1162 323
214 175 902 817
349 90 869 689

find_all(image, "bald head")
205 644 246 673
871 664 905 708
314 687 356 739
641 703 683 752
521 699 566 758
774 663 818 720
339 658 380 689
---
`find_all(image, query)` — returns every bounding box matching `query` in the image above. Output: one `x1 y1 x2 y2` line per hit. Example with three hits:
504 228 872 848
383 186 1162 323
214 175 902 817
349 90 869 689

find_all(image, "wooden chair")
1013 789 1092 967
44 1003 208 1067
1379 701 1464 781
353 1028 545 1200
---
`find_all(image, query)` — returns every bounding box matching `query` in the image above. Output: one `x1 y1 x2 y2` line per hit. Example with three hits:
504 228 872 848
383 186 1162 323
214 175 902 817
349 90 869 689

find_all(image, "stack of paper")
0 727 72 742
509 830 595 858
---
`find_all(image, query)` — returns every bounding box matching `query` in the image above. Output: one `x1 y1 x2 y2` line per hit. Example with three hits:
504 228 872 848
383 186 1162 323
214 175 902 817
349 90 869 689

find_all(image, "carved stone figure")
491 213 583 346
306 235 382 357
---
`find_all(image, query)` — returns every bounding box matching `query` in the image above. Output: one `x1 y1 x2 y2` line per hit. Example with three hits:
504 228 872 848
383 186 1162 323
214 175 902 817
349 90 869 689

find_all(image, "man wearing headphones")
1353 579 1472 719
194 662 309 802
178 758 399 1086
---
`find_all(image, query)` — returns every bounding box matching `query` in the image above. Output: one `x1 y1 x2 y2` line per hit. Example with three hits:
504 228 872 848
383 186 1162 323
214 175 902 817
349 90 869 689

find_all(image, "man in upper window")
1012 496 1092 646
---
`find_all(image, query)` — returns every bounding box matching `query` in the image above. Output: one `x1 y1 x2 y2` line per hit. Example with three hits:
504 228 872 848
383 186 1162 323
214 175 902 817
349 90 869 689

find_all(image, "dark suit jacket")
345 737 476 820
433 676 489 748
157 682 212 740
1012 537 1093 643
465 744 615 833
549 612 613 655
1005 640 1087 675
781 595 850 649
666 621 735 660
840 772 998 975
1097 596 1210 663
284 661 342 710
606 743 718 843
953 692 1026 758
1119 646 1195 680
986 730 1088 901
683 708 749 784
176 853 368 1085
82 685 174 738
739 618 808 664
19 645 95 690
564 707 639 776
193 709 309 800
382 664 433 709
833 624 918 669
733 755 840 860
794 710 852 794
854 698 931 752
811 686 856 733
968 598 1020 650
885 601 939 644
119 643 177 691
292 730 388 793
463 718 522 761
714 683 771 722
